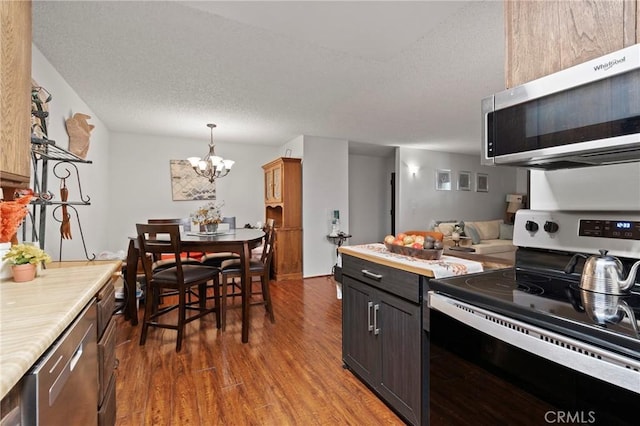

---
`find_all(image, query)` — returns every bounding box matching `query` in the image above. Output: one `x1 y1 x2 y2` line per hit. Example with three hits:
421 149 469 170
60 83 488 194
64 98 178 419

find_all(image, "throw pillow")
434 219 458 232
465 224 482 244
437 221 467 237
436 222 456 236
456 220 466 236
473 219 502 240
499 223 514 240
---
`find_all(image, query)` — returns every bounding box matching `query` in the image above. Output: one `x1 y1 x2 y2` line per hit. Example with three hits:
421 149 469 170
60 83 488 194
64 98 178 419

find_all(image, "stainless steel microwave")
482 44 640 169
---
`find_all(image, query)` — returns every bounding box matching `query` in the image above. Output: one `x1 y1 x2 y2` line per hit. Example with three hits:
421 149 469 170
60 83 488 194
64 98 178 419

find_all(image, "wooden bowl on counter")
384 242 443 260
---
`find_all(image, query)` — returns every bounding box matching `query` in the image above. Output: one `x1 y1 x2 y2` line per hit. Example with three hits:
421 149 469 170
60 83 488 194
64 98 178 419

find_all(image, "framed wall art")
476 173 489 192
457 171 471 191
170 160 216 201
435 169 451 191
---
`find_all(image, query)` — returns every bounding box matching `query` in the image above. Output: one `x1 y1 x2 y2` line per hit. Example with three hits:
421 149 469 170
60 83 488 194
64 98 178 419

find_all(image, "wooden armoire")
262 157 302 280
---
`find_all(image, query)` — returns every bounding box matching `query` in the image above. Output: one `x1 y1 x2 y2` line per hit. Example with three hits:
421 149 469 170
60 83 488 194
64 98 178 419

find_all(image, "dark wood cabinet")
96 278 117 426
341 255 424 426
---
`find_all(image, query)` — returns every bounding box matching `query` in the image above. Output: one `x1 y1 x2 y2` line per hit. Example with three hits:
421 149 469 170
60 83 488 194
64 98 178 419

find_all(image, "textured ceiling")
32 1 505 155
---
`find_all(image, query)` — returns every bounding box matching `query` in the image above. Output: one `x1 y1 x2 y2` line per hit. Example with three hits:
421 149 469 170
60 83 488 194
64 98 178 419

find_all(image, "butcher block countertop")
0 261 121 400
339 243 485 278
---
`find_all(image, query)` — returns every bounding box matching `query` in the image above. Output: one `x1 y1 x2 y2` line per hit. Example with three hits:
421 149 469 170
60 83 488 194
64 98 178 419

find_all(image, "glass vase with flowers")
190 201 225 233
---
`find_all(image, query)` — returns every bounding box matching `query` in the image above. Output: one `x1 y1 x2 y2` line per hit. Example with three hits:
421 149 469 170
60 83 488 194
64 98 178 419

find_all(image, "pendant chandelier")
187 123 234 183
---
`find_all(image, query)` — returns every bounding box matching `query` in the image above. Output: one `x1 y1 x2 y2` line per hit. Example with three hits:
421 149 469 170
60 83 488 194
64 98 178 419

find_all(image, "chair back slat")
221 216 236 230
147 218 202 262
136 223 185 280
148 218 192 231
261 219 276 265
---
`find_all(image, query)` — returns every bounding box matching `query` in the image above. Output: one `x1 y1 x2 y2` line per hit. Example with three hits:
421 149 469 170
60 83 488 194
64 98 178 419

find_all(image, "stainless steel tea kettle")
567 249 640 295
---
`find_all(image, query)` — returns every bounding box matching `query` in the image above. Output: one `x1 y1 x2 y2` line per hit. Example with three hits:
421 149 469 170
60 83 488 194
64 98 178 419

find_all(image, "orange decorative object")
0 189 34 243
65 112 94 159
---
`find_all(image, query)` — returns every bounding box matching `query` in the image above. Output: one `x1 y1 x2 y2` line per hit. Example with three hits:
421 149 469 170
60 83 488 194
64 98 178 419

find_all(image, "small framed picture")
457 171 471 191
436 169 451 191
476 173 489 192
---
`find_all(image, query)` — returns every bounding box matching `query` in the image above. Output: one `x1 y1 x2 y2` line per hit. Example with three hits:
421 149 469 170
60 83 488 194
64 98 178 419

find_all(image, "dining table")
124 228 265 343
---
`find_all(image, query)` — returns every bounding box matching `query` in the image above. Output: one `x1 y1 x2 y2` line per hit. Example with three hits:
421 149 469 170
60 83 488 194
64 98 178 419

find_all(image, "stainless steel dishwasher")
22 300 98 425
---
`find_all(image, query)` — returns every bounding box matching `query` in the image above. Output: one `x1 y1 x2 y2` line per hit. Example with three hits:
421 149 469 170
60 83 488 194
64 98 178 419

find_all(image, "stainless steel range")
428 210 640 425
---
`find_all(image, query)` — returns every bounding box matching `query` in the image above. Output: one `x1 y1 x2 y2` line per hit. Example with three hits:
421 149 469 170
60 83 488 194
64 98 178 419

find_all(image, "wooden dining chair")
200 216 240 268
136 223 221 352
217 219 276 331
146 218 205 306
147 218 203 270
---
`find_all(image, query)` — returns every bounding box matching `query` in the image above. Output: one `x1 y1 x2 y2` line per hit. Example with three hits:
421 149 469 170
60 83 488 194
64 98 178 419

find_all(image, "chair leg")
261 274 275 323
221 273 228 331
176 287 186 352
213 273 221 329
139 284 155 346
198 283 207 310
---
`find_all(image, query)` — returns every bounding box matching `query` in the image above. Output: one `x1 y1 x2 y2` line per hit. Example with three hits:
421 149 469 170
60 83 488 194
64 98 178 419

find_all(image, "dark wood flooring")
113 277 404 425
114 275 563 425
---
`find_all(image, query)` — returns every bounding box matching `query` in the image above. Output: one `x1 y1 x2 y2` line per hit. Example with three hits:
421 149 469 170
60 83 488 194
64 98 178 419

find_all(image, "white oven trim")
428 291 640 394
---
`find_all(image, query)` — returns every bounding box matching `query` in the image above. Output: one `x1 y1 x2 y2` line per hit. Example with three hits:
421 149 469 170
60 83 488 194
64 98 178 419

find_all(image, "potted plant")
190 201 225 233
2 243 52 282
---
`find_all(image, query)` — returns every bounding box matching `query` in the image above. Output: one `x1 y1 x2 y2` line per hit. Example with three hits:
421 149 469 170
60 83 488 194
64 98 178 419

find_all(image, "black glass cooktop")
429 268 640 360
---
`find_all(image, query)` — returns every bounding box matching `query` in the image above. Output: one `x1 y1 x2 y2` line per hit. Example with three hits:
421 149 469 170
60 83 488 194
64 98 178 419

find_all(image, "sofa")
433 219 516 261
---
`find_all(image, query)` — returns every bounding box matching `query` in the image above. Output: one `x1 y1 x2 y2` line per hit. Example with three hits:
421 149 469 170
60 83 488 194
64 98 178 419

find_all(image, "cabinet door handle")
373 304 380 335
361 269 383 281
367 301 374 331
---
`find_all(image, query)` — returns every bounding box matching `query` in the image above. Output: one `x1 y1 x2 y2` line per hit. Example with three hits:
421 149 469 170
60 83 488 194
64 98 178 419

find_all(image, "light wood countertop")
0 261 121 399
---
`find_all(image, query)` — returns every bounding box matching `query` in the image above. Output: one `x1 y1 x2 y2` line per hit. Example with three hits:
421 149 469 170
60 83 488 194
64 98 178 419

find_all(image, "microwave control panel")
578 219 640 240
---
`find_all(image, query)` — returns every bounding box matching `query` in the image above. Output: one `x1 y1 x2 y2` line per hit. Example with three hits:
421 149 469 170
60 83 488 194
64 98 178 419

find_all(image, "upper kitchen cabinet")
505 0 638 88
0 0 32 190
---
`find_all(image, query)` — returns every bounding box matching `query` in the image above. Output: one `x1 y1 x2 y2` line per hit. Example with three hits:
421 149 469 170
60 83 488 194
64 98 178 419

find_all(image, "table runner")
344 243 484 278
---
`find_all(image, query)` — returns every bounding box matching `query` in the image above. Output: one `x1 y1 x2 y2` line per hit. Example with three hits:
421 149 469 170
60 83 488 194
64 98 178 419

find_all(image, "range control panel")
513 210 640 258
579 219 640 240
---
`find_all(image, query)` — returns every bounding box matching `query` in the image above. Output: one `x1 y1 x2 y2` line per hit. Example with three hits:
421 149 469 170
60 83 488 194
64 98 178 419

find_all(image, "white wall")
530 163 640 211
516 168 529 196
301 136 349 277
282 135 304 159
397 147 518 231
348 153 394 245
31 46 111 261
106 132 278 252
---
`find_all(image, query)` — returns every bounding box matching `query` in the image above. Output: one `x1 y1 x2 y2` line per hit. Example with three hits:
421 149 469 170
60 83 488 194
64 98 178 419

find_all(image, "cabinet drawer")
98 373 116 426
98 319 116 405
342 255 421 303
97 281 115 338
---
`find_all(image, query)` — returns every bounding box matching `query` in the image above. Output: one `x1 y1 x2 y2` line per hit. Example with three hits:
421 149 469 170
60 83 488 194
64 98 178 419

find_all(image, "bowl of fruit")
383 233 444 260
